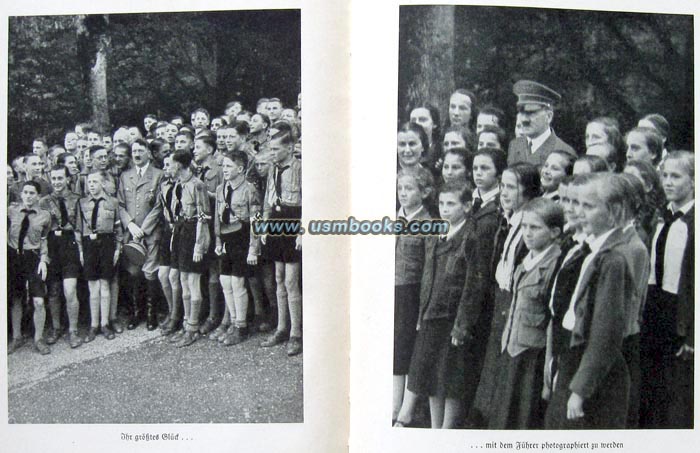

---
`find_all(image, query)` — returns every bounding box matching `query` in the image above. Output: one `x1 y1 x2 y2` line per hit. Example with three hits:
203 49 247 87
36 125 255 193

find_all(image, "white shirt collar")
586 227 618 254
522 244 555 272
669 199 694 215
509 210 523 226
474 186 500 206
398 205 423 221
136 161 150 175
529 128 552 153
446 218 466 241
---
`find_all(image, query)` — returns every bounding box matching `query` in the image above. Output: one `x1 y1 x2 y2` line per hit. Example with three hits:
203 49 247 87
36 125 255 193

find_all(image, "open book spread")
1 0 699 452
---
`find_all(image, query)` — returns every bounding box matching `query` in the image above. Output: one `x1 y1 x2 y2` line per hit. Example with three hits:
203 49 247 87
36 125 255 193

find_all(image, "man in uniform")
506 80 576 167
117 138 164 330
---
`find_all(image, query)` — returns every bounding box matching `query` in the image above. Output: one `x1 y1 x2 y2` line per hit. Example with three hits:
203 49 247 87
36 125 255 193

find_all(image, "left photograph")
6 9 303 424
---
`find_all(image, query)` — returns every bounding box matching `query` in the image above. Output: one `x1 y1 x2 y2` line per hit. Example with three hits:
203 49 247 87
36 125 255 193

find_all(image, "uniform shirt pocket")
516 310 547 348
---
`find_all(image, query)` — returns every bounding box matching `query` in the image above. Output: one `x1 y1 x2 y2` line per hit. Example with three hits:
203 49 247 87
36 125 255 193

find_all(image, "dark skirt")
219 225 252 277
488 347 545 429
172 221 205 274
544 345 629 429
393 283 420 375
470 287 511 427
265 205 301 263
639 286 693 429
407 318 466 399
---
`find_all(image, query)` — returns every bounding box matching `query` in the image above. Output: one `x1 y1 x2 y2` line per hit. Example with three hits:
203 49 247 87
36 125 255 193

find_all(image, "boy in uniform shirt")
8 180 52 355
38 165 83 348
76 171 123 342
192 134 225 335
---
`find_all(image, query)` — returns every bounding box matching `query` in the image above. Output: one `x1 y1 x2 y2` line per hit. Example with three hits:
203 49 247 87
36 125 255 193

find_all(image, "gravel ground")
8 326 303 424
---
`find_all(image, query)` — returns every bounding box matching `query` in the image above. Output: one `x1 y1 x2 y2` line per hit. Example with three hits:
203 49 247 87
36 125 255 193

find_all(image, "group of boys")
7 95 303 356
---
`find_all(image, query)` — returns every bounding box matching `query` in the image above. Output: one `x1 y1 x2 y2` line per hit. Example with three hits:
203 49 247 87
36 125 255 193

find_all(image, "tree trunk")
90 32 110 132
404 5 455 121
76 15 110 132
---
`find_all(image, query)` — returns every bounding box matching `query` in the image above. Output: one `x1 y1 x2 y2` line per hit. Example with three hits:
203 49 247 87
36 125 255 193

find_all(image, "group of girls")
393 93 694 430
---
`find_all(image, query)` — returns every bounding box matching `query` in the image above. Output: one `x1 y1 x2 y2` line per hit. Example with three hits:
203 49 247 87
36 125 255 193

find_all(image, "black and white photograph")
5 8 304 425
392 4 694 430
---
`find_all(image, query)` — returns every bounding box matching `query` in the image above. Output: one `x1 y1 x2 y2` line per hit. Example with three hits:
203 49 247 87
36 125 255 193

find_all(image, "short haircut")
438 180 472 205
144 113 157 120
624 158 665 209
478 105 505 127
474 147 508 176
149 139 170 156
56 153 74 166
222 150 249 169
174 130 194 142
626 127 664 164
33 136 48 146
253 113 271 128
170 115 184 123
195 134 217 150
443 125 476 153
226 100 242 110
478 125 507 147
549 150 575 176
504 162 541 201
171 150 194 168
113 142 132 157
576 154 610 173
443 147 474 172
50 164 70 178
270 129 295 146
179 125 196 135
522 197 565 232
231 120 251 137
397 166 435 195
192 107 210 119
212 116 229 126
89 145 107 157
640 113 670 141
267 97 282 105
588 116 623 151
584 173 627 227
22 180 42 194
398 121 429 153
256 98 269 107
663 150 694 179
132 138 150 150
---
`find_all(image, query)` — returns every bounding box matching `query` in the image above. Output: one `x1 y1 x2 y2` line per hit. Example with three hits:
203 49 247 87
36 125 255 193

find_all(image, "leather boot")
146 279 159 331
127 276 143 330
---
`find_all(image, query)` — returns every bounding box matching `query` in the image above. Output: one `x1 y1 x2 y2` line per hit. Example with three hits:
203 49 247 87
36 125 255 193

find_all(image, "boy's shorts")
8 247 47 299
83 234 117 280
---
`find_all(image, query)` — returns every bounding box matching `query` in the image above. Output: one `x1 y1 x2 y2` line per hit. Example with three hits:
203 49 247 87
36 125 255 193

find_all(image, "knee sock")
208 281 222 321
288 294 302 338
275 286 289 333
233 283 249 328
33 300 47 342
89 293 100 328
220 275 236 323
11 299 23 340
48 295 62 330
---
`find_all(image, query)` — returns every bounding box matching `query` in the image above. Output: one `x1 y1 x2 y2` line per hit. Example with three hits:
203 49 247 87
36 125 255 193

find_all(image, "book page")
0 0 351 451
349 0 699 452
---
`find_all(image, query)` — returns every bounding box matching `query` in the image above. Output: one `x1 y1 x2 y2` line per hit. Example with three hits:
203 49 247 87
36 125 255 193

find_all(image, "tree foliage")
8 10 301 159
399 6 693 152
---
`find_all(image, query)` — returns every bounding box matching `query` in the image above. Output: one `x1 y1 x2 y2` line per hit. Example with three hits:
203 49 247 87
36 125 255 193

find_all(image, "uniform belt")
83 232 115 240
174 216 199 224
50 229 74 237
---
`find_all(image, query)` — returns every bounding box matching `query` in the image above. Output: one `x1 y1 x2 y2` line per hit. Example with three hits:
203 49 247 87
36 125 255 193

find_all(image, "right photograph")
393 5 694 430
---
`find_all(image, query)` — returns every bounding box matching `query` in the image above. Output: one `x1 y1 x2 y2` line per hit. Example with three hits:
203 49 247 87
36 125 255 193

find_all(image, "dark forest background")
398 5 694 154
7 9 301 160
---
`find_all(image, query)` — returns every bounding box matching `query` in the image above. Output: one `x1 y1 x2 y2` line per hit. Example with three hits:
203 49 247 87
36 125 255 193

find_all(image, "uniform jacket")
7 202 51 263
75 194 123 256
417 219 472 325
507 130 576 167
618 226 650 338
38 190 80 232
451 199 502 342
395 206 432 286
567 228 631 399
170 173 211 256
193 157 223 205
117 163 163 241
501 244 561 357
214 178 261 256
263 157 302 217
